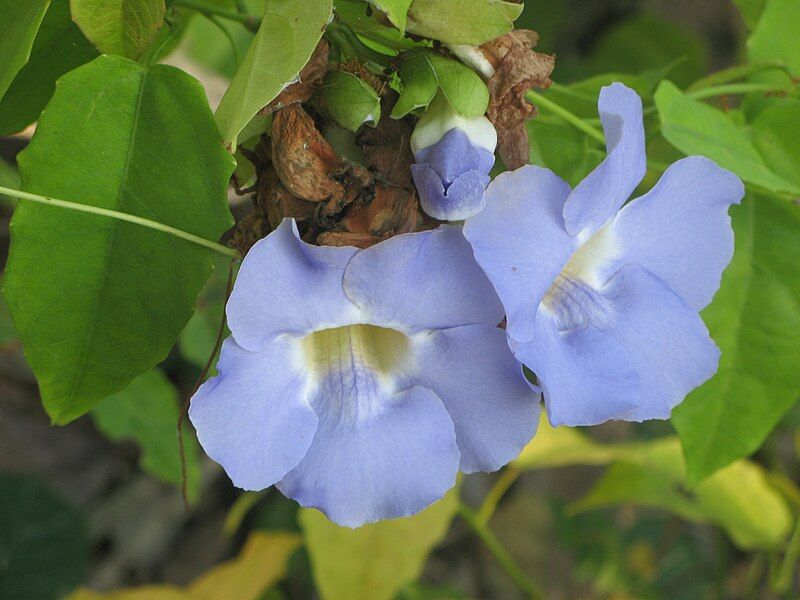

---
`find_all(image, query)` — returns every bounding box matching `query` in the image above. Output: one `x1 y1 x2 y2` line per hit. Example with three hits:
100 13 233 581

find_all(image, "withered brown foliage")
481 30 555 169
260 39 330 114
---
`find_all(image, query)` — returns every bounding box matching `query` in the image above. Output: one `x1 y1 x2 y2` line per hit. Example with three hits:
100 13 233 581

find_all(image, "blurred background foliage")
1 0 799 598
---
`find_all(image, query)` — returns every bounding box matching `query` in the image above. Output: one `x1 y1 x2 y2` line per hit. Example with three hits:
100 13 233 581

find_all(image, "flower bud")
410 95 497 221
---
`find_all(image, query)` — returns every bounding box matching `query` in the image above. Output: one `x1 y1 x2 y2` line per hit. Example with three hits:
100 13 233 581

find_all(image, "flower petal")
514 309 642 426
189 337 318 490
226 219 359 350
343 225 504 330
408 325 541 473
562 83 646 238
614 156 744 310
413 128 495 183
277 385 460 528
463 165 575 343
601 264 720 421
411 164 490 220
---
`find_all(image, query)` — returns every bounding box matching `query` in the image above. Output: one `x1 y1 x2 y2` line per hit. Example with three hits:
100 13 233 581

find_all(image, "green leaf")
0 474 89 600
654 80 800 194
391 51 437 118
733 0 767 29
3 55 234 424
748 0 800 75
300 488 459 600
0 0 99 136
215 0 333 149
423 49 489 117
751 98 800 190
91 369 201 500
366 0 412 32
527 119 603 186
314 70 381 132
406 0 522 45
0 0 49 101
672 196 800 484
587 15 708 88
70 0 166 59
512 415 619 470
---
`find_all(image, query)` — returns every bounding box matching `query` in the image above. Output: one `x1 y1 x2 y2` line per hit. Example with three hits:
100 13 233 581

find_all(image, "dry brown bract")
261 39 330 114
357 94 416 188
271 104 348 202
481 30 555 169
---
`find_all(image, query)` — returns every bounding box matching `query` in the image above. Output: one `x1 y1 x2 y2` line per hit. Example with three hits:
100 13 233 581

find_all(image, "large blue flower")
410 95 497 221
463 83 744 427
189 220 540 527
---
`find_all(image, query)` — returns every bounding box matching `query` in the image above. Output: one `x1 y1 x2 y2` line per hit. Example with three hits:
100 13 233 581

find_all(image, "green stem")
0 185 238 258
526 89 606 144
458 502 545 600
477 467 521 524
173 0 260 32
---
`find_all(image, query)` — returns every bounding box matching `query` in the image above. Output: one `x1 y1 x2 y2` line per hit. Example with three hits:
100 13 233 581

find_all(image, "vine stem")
0 185 238 259
458 502 545 599
476 467 521 524
526 89 606 144
173 0 260 32
178 259 236 510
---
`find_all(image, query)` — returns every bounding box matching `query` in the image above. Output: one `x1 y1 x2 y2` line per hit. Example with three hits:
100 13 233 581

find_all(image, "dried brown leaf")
261 40 330 114
357 94 415 188
481 29 555 169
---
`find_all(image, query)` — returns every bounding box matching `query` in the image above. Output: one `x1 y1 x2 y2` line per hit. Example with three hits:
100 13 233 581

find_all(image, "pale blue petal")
463 166 575 343
343 225 504 330
227 219 359 350
189 337 318 490
601 264 720 421
413 128 495 184
408 325 541 473
614 156 744 310
514 309 642 427
277 385 460 528
562 83 646 237
411 164 490 220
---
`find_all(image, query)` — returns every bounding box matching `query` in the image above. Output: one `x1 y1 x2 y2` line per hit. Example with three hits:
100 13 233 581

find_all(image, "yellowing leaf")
301 488 459 600
68 532 301 600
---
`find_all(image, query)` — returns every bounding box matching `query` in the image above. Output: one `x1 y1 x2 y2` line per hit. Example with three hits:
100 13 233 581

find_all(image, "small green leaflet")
313 70 381 132
654 80 800 195
366 0 413 32
70 0 166 59
91 369 202 501
392 49 489 118
0 0 98 136
215 0 333 149
406 0 522 46
672 196 800 485
3 55 234 424
0 0 50 101
300 487 459 600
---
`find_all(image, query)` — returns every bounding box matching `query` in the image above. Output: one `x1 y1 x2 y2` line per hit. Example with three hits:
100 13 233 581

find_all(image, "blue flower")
463 83 744 427
189 220 540 527
410 95 497 221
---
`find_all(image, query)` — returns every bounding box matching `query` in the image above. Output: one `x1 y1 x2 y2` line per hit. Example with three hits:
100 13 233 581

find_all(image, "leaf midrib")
58 67 149 421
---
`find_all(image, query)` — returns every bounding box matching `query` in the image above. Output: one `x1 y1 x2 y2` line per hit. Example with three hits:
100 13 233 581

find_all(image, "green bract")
215 0 333 149
3 55 234 424
393 49 490 119
313 70 382 132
